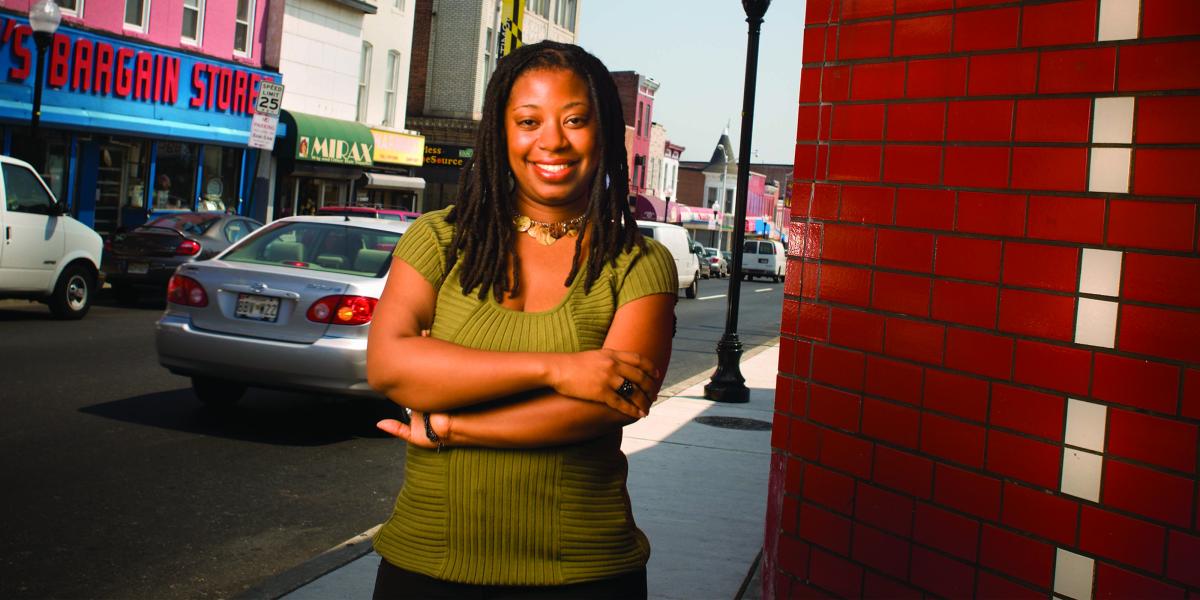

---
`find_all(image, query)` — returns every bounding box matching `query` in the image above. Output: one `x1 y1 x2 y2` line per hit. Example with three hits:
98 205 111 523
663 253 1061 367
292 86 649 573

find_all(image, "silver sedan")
155 216 408 406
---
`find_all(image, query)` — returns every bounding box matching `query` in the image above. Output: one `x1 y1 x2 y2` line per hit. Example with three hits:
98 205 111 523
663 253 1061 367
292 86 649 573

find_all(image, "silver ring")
616 378 636 399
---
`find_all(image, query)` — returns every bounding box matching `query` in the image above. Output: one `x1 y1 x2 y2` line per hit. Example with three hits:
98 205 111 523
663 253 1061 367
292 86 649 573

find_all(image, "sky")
577 0 807 165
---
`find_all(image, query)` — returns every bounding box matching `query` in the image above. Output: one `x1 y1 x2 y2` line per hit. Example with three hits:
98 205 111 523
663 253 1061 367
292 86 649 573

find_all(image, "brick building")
765 0 1200 598
406 0 580 211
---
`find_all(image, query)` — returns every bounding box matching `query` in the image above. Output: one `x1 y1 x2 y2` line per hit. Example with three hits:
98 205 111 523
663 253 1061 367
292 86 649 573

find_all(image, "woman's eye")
516 118 538 127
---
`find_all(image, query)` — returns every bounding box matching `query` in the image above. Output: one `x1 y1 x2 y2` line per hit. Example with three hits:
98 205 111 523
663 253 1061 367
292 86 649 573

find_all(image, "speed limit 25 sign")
255 81 284 117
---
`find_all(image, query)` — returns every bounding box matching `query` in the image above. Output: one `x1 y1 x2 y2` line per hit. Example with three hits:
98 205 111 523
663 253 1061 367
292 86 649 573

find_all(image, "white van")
741 238 786 282
0 155 103 319
636 220 702 298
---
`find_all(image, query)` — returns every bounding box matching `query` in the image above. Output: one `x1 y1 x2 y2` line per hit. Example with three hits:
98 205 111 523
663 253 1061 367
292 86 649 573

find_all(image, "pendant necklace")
513 213 587 246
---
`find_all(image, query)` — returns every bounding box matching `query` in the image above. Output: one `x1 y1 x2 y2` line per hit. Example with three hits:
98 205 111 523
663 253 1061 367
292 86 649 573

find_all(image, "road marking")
755 288 773 293
698 294 727 300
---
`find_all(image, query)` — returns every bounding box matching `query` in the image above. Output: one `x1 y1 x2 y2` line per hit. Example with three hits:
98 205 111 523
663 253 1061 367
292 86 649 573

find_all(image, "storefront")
415 143 472 212
0 14 279 236
358 128 424 212
274 110 374 218
670 204 723 248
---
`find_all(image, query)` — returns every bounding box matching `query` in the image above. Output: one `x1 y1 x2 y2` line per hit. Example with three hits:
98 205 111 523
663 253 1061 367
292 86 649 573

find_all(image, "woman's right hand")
545 349 659 419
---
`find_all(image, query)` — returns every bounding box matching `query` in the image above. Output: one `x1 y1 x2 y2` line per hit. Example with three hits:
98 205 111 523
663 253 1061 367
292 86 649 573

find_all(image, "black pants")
372 558 648 600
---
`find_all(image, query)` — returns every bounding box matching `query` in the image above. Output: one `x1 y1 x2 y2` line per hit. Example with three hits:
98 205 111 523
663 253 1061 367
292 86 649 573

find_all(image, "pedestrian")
366 41 677 599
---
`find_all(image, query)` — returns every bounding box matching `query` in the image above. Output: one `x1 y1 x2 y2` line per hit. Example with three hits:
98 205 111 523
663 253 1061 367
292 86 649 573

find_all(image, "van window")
638 227 655 239
743 241 759 254
3 164 56 215
759 241 774 254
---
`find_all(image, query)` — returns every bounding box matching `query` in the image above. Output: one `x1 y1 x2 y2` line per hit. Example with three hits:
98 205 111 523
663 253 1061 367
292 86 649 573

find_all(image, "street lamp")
715 139 730 254
29 0 61 172
704 0 771 404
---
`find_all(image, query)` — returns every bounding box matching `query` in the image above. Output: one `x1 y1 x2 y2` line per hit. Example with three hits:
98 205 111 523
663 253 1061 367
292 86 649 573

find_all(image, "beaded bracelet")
423 412 443 452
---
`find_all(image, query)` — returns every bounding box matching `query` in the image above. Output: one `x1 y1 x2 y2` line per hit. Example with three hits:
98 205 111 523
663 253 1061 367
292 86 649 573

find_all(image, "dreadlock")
444 41 642 301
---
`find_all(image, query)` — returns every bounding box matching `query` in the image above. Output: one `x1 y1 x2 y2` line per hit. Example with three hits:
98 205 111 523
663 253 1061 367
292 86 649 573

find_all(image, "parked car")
702 247 728 278
155 216 408 406
742 239 786 282
103 212 263 302
636 220 702 298
317 206 420 221
0 155 103 319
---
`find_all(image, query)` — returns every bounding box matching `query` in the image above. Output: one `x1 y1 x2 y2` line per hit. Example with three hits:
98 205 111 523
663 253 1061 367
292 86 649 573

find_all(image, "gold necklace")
513 213 586 246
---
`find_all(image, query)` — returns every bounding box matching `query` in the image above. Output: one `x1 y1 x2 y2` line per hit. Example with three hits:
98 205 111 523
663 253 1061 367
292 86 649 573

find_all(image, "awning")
671 204 721 228
633 194 667 220
364 173 426 191
282 110 375 167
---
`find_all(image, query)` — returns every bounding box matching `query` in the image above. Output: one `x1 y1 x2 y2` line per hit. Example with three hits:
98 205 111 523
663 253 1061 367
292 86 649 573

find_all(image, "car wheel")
48 263 94 320
685 274 699 299
191 376 246 407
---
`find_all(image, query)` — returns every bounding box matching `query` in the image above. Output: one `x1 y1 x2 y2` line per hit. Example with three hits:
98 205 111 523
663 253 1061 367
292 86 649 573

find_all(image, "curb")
234 526 380 600
244 339 781 599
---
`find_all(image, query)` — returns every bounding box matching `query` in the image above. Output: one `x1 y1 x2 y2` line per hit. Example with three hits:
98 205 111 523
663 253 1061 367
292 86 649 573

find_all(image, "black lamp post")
29 0 62 173
704 0 771 404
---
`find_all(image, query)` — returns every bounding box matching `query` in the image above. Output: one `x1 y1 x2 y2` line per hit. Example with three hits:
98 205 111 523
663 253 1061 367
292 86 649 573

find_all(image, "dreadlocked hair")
444 41 642 301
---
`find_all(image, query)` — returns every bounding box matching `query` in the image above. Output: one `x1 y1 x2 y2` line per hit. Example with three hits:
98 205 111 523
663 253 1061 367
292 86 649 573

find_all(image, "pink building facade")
0 0 280 234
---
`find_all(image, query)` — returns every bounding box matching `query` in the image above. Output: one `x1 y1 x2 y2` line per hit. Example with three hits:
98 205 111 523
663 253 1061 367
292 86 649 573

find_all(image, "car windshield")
222 221 402 277
144 213 222 235
704 248 719 258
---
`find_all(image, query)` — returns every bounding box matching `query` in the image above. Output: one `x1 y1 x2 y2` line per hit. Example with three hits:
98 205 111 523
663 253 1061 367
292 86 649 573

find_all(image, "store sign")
297 136 372 166
371 129 424 166
423 144 473 168
0 16 278 144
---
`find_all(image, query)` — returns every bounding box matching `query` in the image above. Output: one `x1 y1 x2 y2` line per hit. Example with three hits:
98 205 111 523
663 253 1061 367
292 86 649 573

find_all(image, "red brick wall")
766 0 1200 598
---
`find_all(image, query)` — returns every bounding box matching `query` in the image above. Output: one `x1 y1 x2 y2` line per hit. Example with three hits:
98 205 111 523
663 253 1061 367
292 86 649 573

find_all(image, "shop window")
182 0 204 44
201 146 241 212
234 0 253 56
124 0 149 31
357 42 373 122
154 142 198 211
94 138 147 235
384 50 401 127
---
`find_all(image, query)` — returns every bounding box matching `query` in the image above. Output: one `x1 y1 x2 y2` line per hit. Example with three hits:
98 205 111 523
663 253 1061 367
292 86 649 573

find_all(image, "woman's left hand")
377 411 448 449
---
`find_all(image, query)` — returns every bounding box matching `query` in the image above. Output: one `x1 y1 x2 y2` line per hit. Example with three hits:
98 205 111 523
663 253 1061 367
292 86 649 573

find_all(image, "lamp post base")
703 333 750 403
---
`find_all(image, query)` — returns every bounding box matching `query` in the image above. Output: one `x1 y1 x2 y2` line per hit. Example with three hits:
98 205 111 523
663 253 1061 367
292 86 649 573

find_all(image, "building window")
484 28 494 86
707 187 717 207
182 0 204 44
554 0 576 31
58 0 81 16
635 103 643 138
357 42 373 122
383 50 401 126
124 0 149 31
234 0 253 56
525 0 549 18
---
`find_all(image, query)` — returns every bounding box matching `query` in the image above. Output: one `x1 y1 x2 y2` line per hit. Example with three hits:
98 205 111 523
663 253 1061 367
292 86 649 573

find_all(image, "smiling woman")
366 42 678 599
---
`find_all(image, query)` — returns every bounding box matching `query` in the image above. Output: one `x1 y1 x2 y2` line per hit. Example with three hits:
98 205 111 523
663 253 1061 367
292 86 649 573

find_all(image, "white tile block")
1099 0 1141 42
1075 298 1119 348
1062 449 1103 502
1089 148 1132 194
1093 97 1135 144
1054 548 1096 600
1066 399 1108 452
1080 249 1123 297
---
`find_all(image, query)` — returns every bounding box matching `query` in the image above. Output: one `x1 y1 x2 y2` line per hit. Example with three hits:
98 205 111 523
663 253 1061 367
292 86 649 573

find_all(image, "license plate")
128 262 149 275
758 258 768 264
235 293 280 322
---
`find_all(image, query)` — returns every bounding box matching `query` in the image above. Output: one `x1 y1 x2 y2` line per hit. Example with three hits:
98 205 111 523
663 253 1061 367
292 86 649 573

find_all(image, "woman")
366 41 677 599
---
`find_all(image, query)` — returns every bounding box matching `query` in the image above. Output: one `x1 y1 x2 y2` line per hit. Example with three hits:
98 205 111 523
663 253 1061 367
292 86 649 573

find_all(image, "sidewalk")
251 344 779 600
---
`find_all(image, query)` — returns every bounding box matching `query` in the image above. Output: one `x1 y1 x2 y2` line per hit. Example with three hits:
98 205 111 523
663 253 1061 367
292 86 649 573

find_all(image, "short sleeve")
391 208 454 287
616 239 678 307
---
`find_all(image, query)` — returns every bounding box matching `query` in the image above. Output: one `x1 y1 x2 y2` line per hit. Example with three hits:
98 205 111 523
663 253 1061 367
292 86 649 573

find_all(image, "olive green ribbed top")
373 207 677 585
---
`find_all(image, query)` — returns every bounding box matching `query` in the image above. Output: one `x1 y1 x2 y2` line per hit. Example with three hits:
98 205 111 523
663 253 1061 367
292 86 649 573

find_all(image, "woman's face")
505 67 599 214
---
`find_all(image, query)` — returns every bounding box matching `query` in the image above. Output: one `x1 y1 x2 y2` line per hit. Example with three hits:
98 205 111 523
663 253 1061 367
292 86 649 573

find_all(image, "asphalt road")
0 275 781 599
